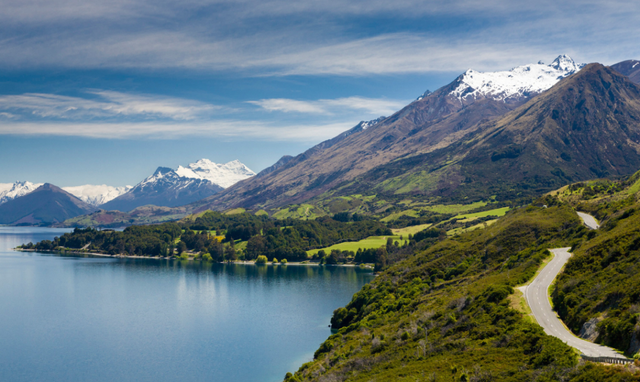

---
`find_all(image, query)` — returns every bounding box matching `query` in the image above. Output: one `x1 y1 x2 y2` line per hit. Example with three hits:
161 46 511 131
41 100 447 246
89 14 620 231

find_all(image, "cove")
0 227 373 382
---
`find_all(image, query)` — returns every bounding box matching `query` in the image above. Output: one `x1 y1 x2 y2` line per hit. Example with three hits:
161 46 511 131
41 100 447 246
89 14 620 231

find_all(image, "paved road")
577 211 600 229
523 247 625 358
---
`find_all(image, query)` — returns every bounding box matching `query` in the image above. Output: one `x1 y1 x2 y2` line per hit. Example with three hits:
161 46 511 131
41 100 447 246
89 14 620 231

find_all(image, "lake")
0 227 373 382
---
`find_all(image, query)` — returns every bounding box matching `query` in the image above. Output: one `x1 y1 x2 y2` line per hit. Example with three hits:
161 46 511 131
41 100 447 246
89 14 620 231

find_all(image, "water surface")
0 227 373 382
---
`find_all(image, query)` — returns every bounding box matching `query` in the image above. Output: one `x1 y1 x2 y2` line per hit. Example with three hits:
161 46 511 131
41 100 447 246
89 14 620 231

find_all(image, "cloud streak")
0 120 355 141
0 91 221 121
248 96 406 115
0 0 638 75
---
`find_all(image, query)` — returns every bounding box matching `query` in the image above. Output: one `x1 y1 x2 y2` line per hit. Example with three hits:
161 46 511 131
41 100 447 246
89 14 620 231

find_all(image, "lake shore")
14 248 374 269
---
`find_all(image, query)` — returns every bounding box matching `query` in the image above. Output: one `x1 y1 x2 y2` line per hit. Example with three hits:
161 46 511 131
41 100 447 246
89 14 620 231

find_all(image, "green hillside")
286 198 640 381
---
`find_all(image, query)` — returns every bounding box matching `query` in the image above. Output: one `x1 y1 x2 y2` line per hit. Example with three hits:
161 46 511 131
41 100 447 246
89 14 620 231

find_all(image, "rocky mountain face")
0 183 96 225
194 55 587 211
100 159 255 212
344 63 640 201
611 59 640 84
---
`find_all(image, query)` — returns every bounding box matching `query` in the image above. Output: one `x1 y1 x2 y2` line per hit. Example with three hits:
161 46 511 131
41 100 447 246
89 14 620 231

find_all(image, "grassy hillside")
285 203 640 381
548 171 640 355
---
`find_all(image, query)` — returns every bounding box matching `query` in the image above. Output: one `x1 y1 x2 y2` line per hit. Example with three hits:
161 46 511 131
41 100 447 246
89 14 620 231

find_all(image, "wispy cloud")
0 120 354 141
0 91 220 121
248 96 406 115
0 0 638 75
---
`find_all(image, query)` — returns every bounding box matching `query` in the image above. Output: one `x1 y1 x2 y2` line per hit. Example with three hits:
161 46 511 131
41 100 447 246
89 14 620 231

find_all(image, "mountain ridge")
100 159 255 212
191 55 587 212
0 183 95 225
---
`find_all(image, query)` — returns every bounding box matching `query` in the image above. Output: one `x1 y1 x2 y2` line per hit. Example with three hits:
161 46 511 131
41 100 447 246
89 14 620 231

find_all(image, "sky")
1 0 639 187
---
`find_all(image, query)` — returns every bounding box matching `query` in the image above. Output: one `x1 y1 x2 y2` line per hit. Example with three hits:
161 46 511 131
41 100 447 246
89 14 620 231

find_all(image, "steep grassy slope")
284 204 640 381
549 171 640 355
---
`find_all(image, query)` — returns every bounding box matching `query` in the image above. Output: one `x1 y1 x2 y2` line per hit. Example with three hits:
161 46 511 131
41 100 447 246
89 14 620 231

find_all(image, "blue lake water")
0 227 373 382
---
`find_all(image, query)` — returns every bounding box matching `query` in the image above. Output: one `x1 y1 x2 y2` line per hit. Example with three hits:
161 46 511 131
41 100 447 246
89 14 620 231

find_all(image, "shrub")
256 255 268 264
280 258 288 264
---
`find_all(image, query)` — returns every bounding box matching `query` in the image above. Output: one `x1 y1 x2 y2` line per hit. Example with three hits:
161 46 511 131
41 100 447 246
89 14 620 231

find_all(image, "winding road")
521 212 626 359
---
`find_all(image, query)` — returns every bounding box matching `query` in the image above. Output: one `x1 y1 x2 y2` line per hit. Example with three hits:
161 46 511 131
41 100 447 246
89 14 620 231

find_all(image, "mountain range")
0 159 255 225
4 55 640 227
100 159 255 212
192 55 614 212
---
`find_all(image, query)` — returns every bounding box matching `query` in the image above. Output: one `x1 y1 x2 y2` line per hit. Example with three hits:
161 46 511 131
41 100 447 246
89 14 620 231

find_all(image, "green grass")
307 235 405 256
380 209 419 222
391 224 433 236
446 219 498 236
423 201 488 214
224 208 246 215
455 206 511 222
272 204 322 220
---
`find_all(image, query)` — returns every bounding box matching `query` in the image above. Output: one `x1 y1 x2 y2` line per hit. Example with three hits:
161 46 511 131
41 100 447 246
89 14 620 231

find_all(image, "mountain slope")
100 167 225 212
612 59 640 84
0 183 95 225
100 159 255 212
197 56 584 211
346 63 640 201
0 181 43 204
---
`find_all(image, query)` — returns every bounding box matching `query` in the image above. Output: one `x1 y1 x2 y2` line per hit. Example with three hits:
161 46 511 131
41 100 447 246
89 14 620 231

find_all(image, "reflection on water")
0 227 373 382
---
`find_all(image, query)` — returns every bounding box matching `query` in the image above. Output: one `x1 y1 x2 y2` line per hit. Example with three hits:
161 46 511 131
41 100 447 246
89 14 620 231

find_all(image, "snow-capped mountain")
63 185 132 206
450 54 585 103
0 181 43 204
100 159 255 212
174 159 256 188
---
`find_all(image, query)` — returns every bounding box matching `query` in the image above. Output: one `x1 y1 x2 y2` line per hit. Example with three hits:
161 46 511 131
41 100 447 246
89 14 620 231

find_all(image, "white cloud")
0 1 638 75
248 96 406 115
0 120 354 141
0 91 220 120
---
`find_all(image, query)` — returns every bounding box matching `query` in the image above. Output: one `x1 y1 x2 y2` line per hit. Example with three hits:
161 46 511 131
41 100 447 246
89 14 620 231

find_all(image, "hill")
0 183 96 225
194 56 584 212
342 63 640 202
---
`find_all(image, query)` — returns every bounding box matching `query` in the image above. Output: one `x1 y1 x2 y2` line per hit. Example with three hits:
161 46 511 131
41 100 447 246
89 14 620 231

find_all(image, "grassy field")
307 235 406 256
391 223 432 236
455 206 511 222
224 208 246 215
272 204 323 220
446 219 498 236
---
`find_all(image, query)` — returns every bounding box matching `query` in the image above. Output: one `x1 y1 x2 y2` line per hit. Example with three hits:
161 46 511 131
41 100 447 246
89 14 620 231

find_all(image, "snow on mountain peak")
450 55 585 103
63 184 133 206
0 181 43 204
172 159 255 188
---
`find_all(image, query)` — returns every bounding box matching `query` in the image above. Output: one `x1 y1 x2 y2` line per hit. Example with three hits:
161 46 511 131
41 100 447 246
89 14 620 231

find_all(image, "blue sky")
1 0 639 186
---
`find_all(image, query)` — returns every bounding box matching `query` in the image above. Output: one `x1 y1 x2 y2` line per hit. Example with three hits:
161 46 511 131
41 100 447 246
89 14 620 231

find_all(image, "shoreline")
13 248 374 269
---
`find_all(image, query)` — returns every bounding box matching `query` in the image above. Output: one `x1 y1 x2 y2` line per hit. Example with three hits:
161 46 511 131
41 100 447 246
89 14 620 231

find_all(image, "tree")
177 241 187 256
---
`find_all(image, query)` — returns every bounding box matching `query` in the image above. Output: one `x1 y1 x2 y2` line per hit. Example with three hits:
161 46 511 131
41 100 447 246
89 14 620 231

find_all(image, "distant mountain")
100 159 255 212
174 159 255 188
611 59 640 84
193 55 586 211
0 181 43 204
63 184 132 206
0 183 95 225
